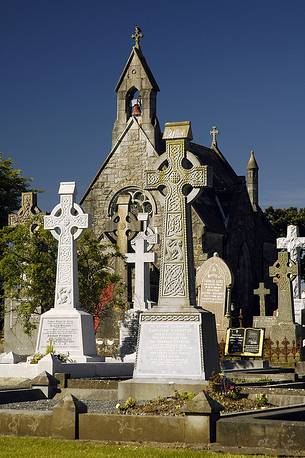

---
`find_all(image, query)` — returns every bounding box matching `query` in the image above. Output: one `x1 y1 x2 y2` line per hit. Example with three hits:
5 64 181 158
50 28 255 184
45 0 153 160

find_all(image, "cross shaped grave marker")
44 182 89 309
254 282 270 316
126 213 158 311
210 126 219 147
269 251 298 322
8 192 41 226
145 121 211 309
277 225 305 299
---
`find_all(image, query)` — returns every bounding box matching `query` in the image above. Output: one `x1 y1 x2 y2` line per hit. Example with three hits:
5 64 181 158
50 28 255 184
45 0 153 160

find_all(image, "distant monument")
196 252 233 341
120 121 220 399
35 182 101 362
253 251 302 343
4 192 42 355
253 282 270 316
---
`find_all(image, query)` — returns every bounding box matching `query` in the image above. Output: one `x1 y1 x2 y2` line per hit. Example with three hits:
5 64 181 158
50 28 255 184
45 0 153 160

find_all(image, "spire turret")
247 150 259 211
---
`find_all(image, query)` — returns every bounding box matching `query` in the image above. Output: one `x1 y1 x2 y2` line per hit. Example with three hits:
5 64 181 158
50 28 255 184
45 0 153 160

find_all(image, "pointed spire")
247 150 259 170
131 26 144 49
210 126 219 147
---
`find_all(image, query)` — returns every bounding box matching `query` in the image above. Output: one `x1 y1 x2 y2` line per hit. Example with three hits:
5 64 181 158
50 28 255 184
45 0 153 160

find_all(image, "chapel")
81 27 277 329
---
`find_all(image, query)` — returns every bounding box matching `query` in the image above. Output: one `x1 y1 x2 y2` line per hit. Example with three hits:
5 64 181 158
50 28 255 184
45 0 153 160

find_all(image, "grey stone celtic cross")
8 192 41 226
145 121 211 309
269 251 298 322
44 182 89 310
254 282 270 316
277 225 305 299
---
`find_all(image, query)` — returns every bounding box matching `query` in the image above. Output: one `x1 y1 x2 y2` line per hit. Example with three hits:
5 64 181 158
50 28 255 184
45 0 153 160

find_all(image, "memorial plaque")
134 313 203 379
225 327 264 357
38 317 80 353
243 328 264 356
226 328 244 355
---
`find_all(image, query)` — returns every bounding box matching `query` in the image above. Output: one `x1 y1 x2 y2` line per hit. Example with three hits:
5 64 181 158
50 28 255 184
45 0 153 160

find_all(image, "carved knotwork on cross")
145 121 212 308
44 182 89 309
131 26 143 49
269 251 297 322
253 282 270 316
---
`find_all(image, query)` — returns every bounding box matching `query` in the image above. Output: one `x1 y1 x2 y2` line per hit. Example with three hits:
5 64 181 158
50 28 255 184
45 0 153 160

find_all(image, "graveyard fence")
218 337 302 365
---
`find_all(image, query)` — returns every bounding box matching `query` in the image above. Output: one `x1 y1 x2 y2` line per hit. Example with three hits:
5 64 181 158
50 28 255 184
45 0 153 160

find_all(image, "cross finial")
210 126 219 147
131 26 144 49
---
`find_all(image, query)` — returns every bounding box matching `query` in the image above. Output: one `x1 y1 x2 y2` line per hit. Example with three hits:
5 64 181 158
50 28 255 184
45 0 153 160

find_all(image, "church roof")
115 46 160 92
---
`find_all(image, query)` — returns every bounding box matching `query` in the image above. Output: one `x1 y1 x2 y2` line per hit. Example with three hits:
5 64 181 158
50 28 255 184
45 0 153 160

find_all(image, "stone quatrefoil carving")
145 124 211 308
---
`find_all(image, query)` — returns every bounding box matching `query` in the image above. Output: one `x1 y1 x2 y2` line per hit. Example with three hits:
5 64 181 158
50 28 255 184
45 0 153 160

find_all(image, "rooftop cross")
253 282 270 316
210 126 219 147
131 26 144 49
145 121 211 309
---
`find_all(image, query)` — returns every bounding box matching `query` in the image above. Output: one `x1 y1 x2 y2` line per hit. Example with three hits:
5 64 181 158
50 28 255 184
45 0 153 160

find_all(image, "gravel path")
0 399 121 413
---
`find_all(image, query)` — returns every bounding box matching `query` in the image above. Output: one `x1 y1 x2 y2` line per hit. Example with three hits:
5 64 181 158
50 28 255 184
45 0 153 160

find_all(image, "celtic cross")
210 126 219 147
269 251 298 322
44 182 89 310
253 282 270 316
145 121 211 309
277 225 305 299
131 26 143 49
8 192 41 226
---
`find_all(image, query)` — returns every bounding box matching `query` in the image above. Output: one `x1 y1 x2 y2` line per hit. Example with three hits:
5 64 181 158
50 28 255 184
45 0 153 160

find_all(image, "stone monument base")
120 308 219 399
36 307 102 362
253 316 304 343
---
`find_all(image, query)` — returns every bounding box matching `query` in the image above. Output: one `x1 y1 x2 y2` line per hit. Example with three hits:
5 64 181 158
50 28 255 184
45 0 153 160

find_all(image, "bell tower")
112 26 161 150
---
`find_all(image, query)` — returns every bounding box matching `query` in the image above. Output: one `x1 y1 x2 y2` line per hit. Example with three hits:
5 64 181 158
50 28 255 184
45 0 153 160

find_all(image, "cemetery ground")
0 436 274 458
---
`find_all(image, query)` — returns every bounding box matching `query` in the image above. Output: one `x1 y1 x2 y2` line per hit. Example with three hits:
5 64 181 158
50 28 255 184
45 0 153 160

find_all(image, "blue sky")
1 0 305 212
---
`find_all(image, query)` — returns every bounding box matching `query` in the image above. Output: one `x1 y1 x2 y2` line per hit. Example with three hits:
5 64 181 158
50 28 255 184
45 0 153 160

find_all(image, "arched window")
126 87 142 119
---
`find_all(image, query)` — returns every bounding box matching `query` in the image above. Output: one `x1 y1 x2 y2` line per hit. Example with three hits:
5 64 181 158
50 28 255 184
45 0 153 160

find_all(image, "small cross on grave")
8 192 41 226
269 251 298 322
210 126 219 147
254 282 270 316
277 225 305 299
44 182 89 309
126 213 158 311
145 121 212 308
131 25 144 49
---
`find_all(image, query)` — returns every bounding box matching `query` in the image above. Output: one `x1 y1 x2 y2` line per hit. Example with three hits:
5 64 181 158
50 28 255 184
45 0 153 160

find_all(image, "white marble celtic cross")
126 213 158 311
44 182 89 310
145 121 211 309
277 225 305 299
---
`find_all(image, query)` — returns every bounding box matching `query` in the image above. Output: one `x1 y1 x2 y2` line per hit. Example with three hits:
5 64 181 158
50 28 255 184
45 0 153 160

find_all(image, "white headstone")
35 182 101 362
277 225 305 299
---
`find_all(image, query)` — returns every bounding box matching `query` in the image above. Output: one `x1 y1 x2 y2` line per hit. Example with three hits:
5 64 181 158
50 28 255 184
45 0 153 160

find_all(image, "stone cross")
254 282 270 316
145 121 211 309
277 225 305 299
269 251 298 322
131 25 144 49
126 213 158 311
44 182 89 310
210 126 219 147
8 192 41 226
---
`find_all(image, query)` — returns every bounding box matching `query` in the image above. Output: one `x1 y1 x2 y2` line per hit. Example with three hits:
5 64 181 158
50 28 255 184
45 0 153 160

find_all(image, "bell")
132 103 141 116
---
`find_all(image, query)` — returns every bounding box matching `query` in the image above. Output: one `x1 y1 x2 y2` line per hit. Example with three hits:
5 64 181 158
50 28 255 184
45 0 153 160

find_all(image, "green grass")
0 436 273 458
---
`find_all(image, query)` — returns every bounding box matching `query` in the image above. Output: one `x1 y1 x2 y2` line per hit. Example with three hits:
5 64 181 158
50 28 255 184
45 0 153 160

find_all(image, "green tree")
264 206 305 237
0 153 31 228
0 216 124 334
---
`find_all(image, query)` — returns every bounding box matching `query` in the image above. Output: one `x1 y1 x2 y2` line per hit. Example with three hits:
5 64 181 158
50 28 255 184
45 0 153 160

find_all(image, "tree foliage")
264 206 305 237
0 216 124 334
0 154 31 228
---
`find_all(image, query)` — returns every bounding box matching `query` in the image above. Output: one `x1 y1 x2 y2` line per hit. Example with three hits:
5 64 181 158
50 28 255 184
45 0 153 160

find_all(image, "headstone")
132 121 219 382
35 182 102 362
4 192 42 355
196 252 233 341
277 225 305 299
253 282 270 316
225 328 264 357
